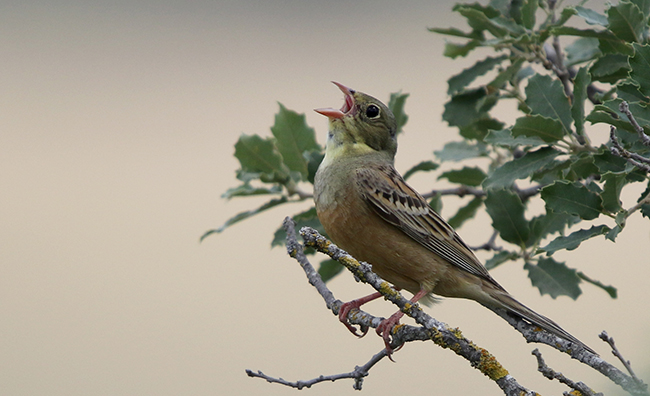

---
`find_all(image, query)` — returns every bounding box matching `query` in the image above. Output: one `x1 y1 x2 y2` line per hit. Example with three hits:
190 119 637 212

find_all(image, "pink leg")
339 292 383 337
376 289 429 359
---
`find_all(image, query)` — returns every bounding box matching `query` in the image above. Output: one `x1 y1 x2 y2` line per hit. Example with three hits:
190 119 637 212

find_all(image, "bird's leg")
339 292 383 337
376 289 428 358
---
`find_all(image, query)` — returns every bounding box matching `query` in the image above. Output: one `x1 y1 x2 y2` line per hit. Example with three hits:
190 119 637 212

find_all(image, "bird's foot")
338 292 383 337
376 311 405 361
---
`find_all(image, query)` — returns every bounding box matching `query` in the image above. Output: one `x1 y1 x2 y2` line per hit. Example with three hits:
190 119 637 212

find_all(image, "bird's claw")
339 302 369 337
376 313 405 361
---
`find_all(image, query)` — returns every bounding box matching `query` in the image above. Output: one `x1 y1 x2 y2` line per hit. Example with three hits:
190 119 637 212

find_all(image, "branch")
422 185 485 199
249 218 649 395
609 126 650 173
272 217 535 395
599 331 646 389
620 101 650 147
422 184 542 201
470 230 502 252
246 348 389 390
532 349 602 396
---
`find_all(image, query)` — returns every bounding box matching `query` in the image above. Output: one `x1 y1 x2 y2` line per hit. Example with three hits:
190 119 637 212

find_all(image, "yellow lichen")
476 349 509 381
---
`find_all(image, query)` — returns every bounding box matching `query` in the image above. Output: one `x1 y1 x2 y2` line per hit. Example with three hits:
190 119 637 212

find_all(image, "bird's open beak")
314 81 356 119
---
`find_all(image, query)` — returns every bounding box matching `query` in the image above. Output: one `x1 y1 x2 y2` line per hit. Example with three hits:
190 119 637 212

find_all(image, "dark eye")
366 104 380 119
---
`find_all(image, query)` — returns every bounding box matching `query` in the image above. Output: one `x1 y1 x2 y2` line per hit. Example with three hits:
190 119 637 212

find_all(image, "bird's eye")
365 104 380 119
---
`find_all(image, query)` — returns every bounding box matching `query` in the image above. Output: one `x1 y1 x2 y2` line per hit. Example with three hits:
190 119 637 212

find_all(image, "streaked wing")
355 164 500 287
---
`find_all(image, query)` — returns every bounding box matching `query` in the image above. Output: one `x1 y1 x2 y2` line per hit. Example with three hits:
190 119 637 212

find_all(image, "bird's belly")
317 198 450 295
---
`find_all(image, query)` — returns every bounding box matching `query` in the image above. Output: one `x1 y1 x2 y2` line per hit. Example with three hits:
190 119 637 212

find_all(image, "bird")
313 81 595 356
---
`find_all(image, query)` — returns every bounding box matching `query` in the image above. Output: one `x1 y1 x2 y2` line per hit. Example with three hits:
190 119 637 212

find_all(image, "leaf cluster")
210 0 650 300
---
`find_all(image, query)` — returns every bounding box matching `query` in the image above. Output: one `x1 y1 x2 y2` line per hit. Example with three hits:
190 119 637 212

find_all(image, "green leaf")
487 58 525 90
577 272 617 298
525 257 582 299
485 250 518 270
521 0 537 29
541 181 603 220
538 225 610 255
484 129 546 147
631 0 650 16
271 207 324 247
305 150 324 184
602 173 627 213
434 141 488 162
483 147 560 190
590 54 630 84
457 7 508 38
447 56 508 95
608 1 646 43
571 67 591 136
525 74 573 135
443 40 480 58
617 80 649 103
222 183 282 199
403 161 439 180
439 167 487 186
567 154 599 179
443 88 490 127
388 92 409 134
511 114 566 142
201 197 289 240
428 27 481 39
593 149 629 174
484 189 530 246
575 5 608 26
586 108 637 134
271 104 319 180
460 117 505 140
318 259 345 283
565 37 601 66
234 134 289 183
629 44 650 98
550 27 633 56
527 210 577 247
448 196 483 229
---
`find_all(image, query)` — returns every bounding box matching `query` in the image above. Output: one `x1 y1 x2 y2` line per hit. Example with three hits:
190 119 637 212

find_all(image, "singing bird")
313 82 595 355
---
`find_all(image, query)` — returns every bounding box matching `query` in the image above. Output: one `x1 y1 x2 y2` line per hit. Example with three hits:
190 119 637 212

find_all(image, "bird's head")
315 82 397 160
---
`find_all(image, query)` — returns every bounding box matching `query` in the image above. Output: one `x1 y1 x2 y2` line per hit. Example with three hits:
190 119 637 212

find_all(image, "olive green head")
315 82 397 159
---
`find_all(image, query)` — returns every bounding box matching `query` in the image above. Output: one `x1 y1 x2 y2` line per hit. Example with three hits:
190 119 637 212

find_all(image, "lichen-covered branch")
262 217 534 395
247 218 648 395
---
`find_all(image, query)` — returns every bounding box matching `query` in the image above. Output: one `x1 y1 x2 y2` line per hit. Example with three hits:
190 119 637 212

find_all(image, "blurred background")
2 0 648 395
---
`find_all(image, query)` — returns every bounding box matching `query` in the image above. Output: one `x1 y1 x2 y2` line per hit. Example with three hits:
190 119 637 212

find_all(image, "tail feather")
489 292 597 355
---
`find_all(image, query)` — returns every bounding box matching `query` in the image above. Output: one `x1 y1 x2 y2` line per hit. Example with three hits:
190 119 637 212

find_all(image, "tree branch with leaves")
208 0 650 393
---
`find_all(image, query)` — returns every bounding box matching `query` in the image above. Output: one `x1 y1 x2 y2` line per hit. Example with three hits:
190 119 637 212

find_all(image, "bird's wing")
356 164 500 287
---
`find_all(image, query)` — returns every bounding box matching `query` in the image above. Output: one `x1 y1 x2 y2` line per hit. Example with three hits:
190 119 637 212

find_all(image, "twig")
422 186 485 199
246 348 389 390
609 126 650 173
620 101 650 146
471 230 502 252
599 331 646 389
532 349 601 396
626 191 650 218
422 184 542 201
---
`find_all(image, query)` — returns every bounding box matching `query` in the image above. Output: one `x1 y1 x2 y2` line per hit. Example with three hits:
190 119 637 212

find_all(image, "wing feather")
356 164 500 287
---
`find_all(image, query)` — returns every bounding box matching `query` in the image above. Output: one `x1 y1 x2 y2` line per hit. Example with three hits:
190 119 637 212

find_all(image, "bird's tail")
486 290 597 355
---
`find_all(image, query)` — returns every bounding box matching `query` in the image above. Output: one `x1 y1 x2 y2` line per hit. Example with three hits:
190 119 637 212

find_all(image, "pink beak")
314 81 356 119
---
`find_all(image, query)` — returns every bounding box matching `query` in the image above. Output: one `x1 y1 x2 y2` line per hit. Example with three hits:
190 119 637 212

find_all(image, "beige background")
2 1 648 395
